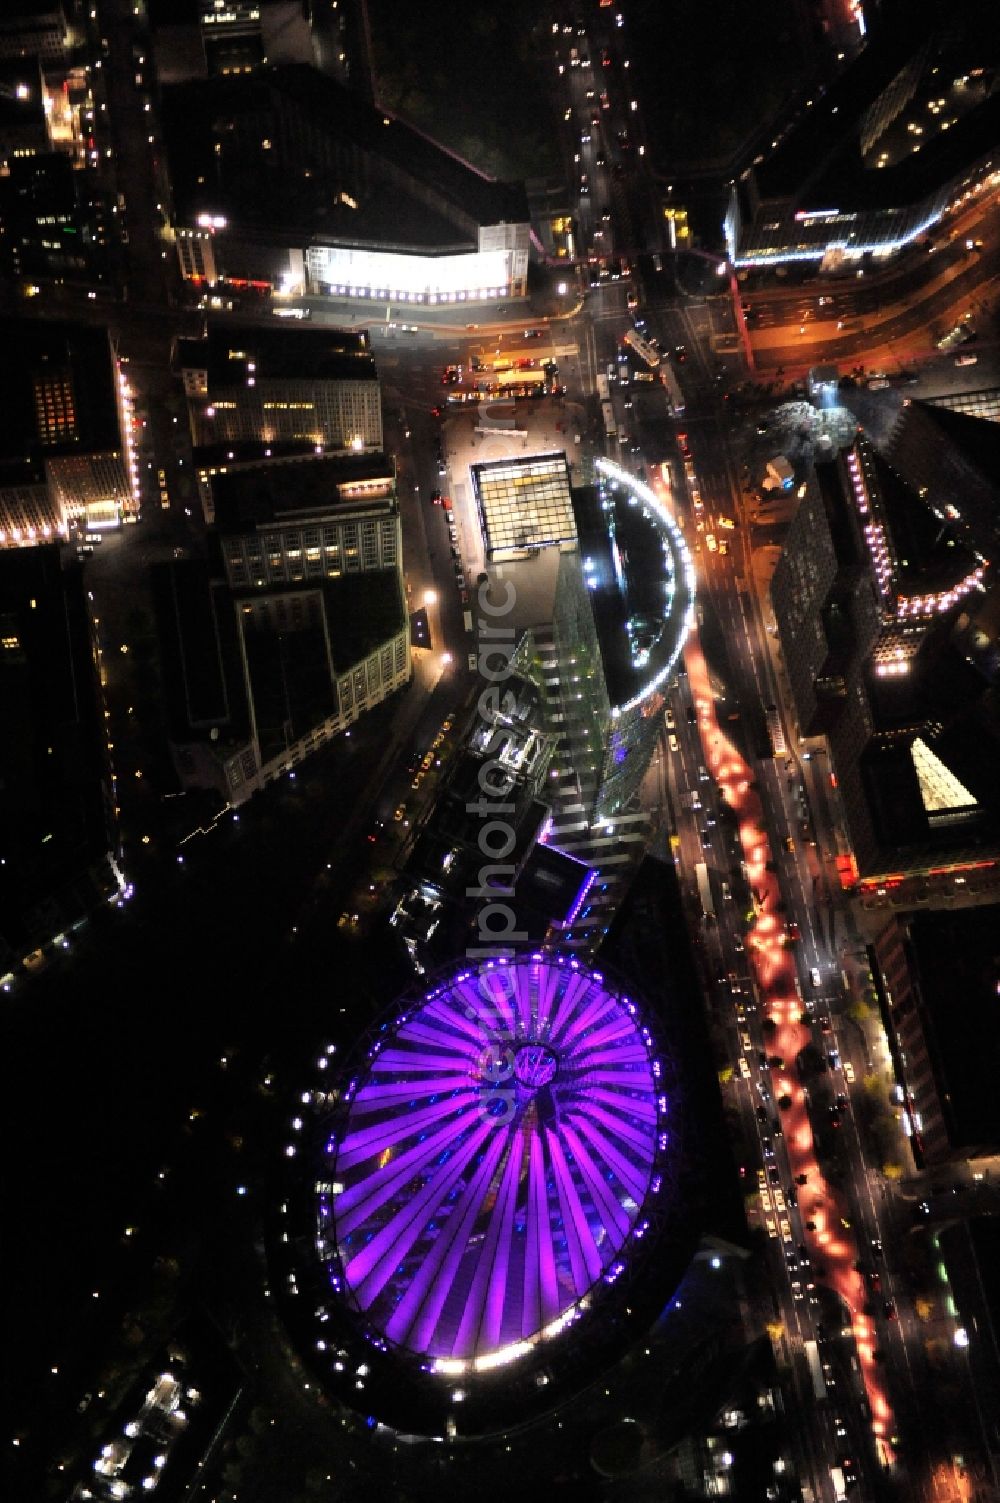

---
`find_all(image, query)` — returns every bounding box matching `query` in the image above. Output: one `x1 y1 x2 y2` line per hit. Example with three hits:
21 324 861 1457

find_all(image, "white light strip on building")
595 458 696 717
732 208 945 268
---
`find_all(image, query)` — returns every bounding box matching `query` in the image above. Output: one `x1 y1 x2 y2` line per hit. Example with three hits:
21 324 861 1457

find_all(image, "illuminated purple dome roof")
316 956 670 1371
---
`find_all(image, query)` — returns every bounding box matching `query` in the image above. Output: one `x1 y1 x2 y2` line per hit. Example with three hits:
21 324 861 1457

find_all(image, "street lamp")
423 589 437 606
557 282 568 296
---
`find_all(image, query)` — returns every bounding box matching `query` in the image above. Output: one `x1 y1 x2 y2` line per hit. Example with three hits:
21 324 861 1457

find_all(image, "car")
768 1166 781 1186
883 1299 897 1319
668 732 679 751
844 1060 855 1083
674 345 687 363
523 328 544 339
835 1092 848 1108
867 377 890 390
706 533 718 553
955 354 978 367
810 966 822 988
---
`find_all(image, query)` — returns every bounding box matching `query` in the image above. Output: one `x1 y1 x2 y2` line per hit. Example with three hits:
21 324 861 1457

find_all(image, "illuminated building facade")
275 953 683 1435
0 318 134 541
160 64 530 303
175 322 382 453
211 451 401 592
771 441 999 886
462 456 694 832
538 460 695 825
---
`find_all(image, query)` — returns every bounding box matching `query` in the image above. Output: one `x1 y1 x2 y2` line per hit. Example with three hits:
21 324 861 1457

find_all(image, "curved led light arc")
595 457 696 717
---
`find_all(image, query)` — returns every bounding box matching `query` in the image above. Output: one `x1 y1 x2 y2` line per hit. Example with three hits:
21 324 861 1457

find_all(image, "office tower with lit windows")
520 461 695 827
175 322 382 452
460 453 694 829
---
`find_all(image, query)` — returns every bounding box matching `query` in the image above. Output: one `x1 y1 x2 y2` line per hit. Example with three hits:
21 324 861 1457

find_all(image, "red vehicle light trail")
682 632 895 1459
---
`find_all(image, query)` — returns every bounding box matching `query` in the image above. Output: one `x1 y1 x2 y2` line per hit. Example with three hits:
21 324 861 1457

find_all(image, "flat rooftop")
161 64 528 249
177 323 377 389
0 545 112 948
321 569 405 673
0 56 45 135
575 471 693 712
471 453 576 558
0 316 120 461
150 559 249 739
749 0 996 211
907 905 1000 1150
210 452 395 532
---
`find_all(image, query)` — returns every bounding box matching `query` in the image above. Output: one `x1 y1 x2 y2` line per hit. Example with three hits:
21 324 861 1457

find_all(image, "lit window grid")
224 513 398 589
472 457 576 557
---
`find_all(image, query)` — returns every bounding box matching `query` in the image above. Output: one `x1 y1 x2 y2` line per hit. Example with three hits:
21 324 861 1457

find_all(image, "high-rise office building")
770 438 999 891
153 451 410 804
512 460 695 827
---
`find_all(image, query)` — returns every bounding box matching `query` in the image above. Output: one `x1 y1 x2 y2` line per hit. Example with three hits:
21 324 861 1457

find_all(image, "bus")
495 367 546 391
597 373 610 403
601 399 617 442
622 327 661 369
695 861 714 919
805 1339 827 1402
660 362 686 417
765 704 787 757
